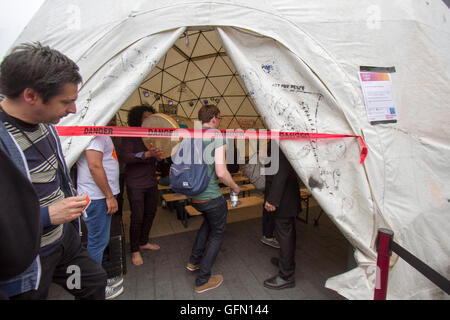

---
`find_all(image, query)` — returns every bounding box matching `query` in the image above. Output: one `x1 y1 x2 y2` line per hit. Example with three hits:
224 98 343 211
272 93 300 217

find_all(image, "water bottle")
230 191 239 208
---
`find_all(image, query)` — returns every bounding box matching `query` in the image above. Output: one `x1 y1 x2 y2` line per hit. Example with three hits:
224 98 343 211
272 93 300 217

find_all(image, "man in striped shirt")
0 43 107 299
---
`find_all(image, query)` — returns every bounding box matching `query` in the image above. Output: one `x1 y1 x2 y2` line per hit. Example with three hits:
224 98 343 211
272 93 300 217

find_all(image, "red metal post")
374 228 394 300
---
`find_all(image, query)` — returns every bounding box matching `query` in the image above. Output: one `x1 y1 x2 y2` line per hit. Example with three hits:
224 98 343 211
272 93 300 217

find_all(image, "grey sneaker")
105 285 124 300
107 276 123 288
260 236 281 249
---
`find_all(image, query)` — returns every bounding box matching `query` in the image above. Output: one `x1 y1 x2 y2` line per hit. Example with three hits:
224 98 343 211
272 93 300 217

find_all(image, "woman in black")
121 106 163 266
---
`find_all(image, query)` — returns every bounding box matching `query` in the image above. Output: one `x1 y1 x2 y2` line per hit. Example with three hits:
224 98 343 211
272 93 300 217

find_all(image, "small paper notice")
359 71 398 124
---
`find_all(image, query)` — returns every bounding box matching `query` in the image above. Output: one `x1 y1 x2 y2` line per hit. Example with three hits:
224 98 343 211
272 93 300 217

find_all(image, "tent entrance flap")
119 27 266 132
119 25 376 296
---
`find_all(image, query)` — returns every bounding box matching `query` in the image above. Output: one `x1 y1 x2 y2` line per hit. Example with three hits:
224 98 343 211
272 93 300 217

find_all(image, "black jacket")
0 147 41 281
264 150 301 218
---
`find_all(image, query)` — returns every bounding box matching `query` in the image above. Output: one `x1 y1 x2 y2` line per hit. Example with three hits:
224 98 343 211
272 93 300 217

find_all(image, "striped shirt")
0 113 65 254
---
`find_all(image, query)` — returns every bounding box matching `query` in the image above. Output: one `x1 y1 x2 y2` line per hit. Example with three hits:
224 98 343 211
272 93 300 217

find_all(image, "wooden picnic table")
161 183 256 203
185 195 264 217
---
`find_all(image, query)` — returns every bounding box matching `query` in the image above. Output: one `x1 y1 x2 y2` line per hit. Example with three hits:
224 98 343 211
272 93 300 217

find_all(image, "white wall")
0 0 45 61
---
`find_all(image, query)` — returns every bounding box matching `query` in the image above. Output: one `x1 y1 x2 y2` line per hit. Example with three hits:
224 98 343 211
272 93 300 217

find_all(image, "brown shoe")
186 263 200 272
194 275 224 293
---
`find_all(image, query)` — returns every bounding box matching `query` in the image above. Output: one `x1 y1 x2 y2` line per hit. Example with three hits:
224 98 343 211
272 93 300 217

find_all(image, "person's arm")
215 144 240 194
86 149 118 214
265 152 290 211
121 139 163 164
44 125 87 224
142 144 164 161
46 195 87 225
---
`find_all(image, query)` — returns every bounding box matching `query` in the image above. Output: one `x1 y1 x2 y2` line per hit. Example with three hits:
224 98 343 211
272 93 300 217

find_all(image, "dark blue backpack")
169 138 210 196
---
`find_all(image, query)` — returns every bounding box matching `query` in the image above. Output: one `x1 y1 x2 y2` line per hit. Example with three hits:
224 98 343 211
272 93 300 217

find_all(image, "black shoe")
263 275 295 290
270 257 279 267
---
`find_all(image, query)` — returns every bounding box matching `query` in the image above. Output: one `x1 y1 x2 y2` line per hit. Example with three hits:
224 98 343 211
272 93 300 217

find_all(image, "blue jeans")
189 196 228 286
83 198 114 265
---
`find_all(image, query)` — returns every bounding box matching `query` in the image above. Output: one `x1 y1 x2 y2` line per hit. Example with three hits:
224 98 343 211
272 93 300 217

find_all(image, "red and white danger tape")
55 126 367 164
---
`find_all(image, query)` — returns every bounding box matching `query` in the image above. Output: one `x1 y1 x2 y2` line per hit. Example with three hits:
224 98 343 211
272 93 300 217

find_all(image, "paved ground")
48 206 353 300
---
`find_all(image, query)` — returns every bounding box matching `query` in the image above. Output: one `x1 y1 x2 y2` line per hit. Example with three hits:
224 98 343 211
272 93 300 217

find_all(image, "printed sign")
359 72 398 124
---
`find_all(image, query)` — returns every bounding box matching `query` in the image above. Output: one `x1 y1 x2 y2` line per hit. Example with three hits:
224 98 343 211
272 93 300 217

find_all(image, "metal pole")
374 228 394 300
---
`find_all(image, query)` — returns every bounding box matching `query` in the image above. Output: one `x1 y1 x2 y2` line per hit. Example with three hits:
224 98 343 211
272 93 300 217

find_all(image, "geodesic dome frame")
119 29 265 131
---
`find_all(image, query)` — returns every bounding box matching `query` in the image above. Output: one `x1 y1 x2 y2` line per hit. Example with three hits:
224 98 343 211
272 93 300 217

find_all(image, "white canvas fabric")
5 0 450 299
77 136 120 200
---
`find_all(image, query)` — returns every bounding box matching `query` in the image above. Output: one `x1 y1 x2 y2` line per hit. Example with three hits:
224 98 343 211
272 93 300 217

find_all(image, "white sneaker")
105 285 124 300
107 276 123 288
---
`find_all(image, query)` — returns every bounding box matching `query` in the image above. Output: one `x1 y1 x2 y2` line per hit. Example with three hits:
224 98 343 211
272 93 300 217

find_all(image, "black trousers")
275 217 296 280
127 185 159 253
262 207 276 238
11 223 107 300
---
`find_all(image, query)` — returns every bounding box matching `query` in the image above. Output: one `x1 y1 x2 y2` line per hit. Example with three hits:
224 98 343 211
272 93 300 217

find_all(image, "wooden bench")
218 175 249 185
161 192 189 202
184 205 203 217
220 183 255 197
185 195 264 217
161 184 256 203
157 184 172 191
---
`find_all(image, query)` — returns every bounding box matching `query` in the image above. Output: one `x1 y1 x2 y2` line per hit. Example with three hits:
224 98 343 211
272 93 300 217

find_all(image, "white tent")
5 0 450 300
118 29 266 132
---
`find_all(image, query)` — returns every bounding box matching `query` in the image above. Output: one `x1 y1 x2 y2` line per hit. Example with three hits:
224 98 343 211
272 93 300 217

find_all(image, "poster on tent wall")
359 70 398 124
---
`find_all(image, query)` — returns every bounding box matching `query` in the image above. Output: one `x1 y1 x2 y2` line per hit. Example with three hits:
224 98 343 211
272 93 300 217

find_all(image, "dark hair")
198 104 220 124
127 105 156 127
0 42 82 103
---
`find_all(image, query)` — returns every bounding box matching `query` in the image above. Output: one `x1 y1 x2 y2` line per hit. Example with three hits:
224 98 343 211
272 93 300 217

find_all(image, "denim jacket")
0 121 78 297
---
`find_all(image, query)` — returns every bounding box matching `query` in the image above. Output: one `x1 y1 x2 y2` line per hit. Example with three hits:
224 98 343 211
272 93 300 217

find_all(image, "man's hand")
48 196 87 225
232 184 241 195
264 201 276 212
106 196 118 215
